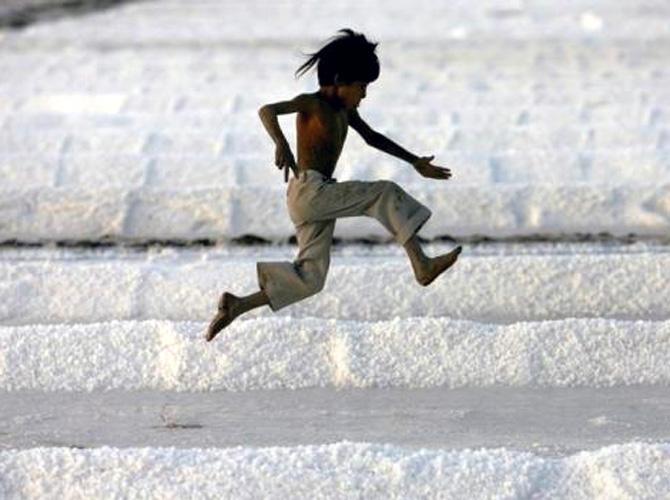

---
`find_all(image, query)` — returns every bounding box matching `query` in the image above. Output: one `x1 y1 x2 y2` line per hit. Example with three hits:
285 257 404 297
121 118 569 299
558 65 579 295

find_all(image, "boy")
206 29 461 341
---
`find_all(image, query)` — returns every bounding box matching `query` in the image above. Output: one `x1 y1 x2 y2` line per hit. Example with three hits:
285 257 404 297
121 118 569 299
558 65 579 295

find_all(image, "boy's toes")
447 245 462 265
207 293 237 342
206 309 233 342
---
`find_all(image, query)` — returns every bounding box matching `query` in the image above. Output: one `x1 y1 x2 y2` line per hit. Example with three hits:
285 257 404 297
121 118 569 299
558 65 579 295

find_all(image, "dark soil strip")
0 0 147 29
0 233 667 250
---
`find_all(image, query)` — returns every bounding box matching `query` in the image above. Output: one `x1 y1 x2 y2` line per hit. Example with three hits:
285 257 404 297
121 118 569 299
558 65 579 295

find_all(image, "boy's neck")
318 86 345 111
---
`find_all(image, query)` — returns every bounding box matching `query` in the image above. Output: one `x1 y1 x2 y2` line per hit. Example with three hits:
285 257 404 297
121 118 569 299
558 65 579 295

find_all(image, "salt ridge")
2 183 669 242
2 250 668 325
1 317 668 391
1 441 668 499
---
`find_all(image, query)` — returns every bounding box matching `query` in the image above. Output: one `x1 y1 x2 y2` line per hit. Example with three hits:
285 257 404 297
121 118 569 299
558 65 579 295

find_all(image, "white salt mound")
0 442 668 499
1 318 668 391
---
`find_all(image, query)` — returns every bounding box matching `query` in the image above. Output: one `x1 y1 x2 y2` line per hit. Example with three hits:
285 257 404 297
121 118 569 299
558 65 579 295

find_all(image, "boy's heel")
218 292 232 311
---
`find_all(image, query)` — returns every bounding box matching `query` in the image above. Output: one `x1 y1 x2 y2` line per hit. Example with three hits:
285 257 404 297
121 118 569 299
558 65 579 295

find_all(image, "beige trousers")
257 169 432 311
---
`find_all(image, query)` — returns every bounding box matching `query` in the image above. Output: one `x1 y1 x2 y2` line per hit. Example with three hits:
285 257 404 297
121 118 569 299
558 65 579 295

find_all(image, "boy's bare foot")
205 292 240 342
415 246 462 286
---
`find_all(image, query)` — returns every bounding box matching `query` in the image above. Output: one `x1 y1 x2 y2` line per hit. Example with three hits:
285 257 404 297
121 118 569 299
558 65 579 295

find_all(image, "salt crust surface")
0 442 668 499
1 249 668 325
0 317 668 391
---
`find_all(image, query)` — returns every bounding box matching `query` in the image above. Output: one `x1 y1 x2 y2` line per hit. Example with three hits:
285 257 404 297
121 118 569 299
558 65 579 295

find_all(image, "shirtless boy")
206 29 461 341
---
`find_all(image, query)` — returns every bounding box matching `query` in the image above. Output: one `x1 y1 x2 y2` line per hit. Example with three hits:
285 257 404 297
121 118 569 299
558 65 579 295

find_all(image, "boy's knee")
300 272 326 299
305 274 326 294
300 260 329 296
373 180 401 202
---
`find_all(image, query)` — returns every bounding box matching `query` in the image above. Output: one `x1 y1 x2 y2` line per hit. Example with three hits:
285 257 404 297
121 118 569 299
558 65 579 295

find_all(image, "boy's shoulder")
300 92 350 117
291 92 342 119
293 92 320 107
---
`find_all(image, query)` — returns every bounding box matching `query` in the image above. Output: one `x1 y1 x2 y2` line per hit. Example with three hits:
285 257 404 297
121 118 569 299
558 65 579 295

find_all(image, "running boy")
206 29 461 341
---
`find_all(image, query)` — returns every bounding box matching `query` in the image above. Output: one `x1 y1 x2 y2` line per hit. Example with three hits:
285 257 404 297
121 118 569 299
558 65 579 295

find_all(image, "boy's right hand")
275 141 297 182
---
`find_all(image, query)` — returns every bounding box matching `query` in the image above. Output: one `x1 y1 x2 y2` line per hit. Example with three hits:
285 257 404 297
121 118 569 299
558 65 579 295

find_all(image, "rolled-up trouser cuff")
256 261 295 312
395 205 432 245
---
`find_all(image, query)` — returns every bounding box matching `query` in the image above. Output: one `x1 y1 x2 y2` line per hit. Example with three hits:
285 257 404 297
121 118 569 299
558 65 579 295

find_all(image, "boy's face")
336 81 368 110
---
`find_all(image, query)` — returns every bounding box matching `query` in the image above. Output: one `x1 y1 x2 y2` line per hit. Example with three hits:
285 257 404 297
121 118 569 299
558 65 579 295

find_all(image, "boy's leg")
307 179 431 246
206 219 335 341
256 219 335 311
308 178 461 284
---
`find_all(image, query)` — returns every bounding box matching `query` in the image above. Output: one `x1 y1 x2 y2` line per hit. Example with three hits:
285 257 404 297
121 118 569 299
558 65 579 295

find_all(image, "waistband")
299 169 337 183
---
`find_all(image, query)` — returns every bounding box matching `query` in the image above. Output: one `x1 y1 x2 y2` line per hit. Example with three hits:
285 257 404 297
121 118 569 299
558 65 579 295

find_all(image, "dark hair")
295 28 380 86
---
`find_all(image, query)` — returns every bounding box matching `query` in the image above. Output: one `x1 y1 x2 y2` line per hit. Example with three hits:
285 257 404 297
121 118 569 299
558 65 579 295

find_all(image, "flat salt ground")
1 242 668 325
1 442 669 499
0 387 669 457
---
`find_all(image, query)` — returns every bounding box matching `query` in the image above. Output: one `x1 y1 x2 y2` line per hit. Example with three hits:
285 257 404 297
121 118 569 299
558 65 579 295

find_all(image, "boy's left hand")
412 155 452 180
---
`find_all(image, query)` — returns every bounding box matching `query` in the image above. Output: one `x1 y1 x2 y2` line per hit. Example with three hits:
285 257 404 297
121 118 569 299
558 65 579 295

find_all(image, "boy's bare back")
295 92 349 179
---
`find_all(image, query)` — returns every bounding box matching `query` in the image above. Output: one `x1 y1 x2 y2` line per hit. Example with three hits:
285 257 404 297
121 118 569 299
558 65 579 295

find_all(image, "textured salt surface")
0 318 668 391
1 442 669 499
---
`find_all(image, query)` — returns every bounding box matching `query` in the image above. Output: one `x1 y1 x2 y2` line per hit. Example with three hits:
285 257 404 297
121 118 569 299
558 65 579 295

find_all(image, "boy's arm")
258 94 315 182
348 109 418 164
258 94 313 146
348 109 452 180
